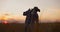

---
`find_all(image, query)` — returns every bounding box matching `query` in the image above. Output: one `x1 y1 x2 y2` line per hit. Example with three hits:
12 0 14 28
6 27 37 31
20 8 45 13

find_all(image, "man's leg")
35 19 39 32
30 20 35 32
25 23 29 32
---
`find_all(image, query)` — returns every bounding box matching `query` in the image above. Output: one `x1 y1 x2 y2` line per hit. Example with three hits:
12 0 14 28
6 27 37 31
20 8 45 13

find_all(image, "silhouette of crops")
0 22 60 32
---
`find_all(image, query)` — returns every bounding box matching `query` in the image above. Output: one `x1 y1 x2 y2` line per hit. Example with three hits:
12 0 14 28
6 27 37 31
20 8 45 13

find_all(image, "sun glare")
0 14 13 20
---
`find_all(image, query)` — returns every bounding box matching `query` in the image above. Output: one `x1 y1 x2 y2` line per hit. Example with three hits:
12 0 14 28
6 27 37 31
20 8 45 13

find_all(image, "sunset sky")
0 0 60 22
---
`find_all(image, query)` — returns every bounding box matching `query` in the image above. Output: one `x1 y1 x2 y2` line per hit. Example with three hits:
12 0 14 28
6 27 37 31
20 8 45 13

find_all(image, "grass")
0 22 60 32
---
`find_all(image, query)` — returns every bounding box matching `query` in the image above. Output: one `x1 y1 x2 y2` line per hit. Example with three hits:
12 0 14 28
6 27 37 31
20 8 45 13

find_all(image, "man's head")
34 7 40 12
23 8 31 16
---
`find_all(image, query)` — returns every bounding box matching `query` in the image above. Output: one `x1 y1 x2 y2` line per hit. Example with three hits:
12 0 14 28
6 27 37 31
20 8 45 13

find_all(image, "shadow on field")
0 22 60 32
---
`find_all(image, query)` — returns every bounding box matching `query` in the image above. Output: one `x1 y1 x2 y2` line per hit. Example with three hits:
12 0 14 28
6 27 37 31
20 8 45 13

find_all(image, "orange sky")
0 0 60 22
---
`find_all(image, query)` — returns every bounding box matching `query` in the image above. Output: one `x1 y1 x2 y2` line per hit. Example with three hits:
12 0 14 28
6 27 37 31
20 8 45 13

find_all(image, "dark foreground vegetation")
0 22 60 32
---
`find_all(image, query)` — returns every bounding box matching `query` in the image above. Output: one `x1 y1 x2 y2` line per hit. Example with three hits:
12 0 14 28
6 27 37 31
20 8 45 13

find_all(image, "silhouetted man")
23 8 32 32
23 7 40 32
31 7 40 23
30 7 40 32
